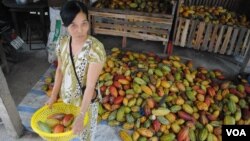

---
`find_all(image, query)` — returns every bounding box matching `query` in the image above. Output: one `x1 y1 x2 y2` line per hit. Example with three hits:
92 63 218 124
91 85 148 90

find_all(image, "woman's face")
67 11 89 40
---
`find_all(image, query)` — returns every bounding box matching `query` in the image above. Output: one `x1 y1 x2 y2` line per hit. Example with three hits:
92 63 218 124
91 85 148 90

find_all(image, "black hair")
60 0 88 27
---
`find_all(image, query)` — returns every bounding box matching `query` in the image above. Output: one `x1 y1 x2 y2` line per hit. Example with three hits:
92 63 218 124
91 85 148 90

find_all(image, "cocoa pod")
122 123 134 130
47 113 65 121
141 85 153 95
108 120 120 127
189 129 196 141
183 104 194 114
53 124 64 133
119 130 133 141
114 96 124 105
178 111 195 122
199 112 208 125
178 126 189 141
213 127 222 136
220 81 231 89
132 131 140 141
207 87 216 97
62 114 74 127
137 128 153 138
224 115 236 125
199 128 208 141
160 133 175 141
152 120 161 132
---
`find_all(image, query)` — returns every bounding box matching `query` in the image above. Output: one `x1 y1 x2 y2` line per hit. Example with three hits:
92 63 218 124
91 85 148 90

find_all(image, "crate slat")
241 29 250 56
201 23 213 51
94 28 168 42
234 28 247 55
90 11 173 24
208 0 212 6
195 22 206 50
175 18 184 46
198 0 203 5
94 23 169 35
94 17 172 30
220 26 233 54
217 0 221 6
180 19 190 47
214 25 225 53
213 0 217 6
194 0 198 5
208 25 219 52
187 20 199 48
243 39 250 57
224 0 229 9
227 28 239 55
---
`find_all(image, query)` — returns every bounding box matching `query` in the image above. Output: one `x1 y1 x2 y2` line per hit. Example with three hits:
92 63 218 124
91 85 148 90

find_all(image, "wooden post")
0 68 24 138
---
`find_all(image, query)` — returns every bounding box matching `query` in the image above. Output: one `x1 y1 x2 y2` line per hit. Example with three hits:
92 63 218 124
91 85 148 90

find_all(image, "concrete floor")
0 35 242 140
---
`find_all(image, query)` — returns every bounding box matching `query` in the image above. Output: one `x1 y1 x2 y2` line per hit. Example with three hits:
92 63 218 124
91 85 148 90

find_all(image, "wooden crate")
183 0 241 11
174 0 250 58
88 2 177 52
48 0 89 7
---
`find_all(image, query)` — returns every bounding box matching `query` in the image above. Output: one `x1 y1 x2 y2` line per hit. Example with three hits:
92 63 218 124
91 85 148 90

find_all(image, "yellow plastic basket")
31 102 89 141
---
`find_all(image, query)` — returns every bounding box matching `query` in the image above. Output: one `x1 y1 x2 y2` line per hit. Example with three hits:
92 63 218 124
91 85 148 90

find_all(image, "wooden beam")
0 68 24 138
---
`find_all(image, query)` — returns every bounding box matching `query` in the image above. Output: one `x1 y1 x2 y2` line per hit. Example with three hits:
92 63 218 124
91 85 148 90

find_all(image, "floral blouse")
56 35 106 106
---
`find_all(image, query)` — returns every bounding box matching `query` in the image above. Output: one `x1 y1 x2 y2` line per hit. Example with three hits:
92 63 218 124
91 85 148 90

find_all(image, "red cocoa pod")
114 96 124 105
62 114 74 127
196 89 206 95
100 85 107 93
113 81 122 89
109 85 118 97
153 120 161 132
178 111 195 122
207 87 216 97
207 113 217 121
244 85 250 94
53 124 64 133
177 126 189 141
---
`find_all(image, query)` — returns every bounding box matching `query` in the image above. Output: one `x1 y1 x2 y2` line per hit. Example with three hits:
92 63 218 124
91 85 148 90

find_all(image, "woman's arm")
80 62 104 116
46 59 63 107
72 62 104 134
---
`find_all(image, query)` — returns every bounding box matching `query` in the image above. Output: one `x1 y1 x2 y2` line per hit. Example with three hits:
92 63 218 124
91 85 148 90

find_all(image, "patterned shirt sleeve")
55 36 62 61
88 38 106 63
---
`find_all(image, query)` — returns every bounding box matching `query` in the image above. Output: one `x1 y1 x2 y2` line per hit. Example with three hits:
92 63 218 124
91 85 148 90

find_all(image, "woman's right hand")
45 95 57 108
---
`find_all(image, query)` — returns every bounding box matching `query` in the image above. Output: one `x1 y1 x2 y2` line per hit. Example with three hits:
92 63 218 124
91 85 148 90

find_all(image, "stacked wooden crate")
88 1 177 52
174 0 250 58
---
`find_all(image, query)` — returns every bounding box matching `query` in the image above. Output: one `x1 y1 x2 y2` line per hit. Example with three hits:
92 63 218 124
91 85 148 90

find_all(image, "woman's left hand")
72 115 84 135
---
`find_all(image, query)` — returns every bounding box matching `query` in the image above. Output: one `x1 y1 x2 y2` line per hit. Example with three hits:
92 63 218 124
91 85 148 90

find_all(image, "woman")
45 1 106 140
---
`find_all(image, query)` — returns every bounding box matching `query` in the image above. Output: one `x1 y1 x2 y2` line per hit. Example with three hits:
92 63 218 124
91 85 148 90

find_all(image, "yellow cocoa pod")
137 128 153 138
119 130 133 141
